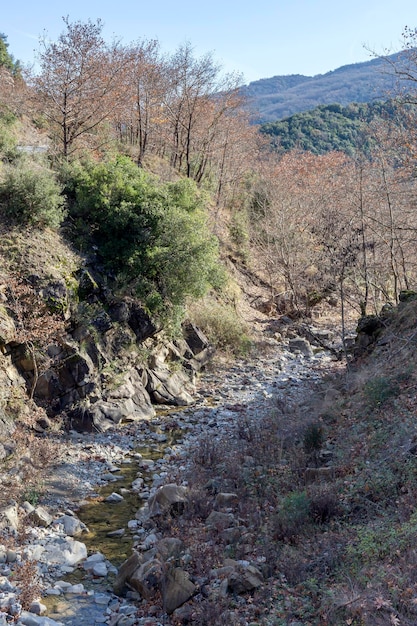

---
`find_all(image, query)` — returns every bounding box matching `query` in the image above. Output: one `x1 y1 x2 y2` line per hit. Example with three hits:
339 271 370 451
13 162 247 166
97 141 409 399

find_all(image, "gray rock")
205 511 236 529
114 552 144 596
41 538 87 566
129 558 164 599
147 484 188 517
227 564 264 594
215 493 239 508
146 367 194 406
288 337 313 357
18 612 64 626
105 492 124 503
28 601 47 616
0 503 19 531
164 567 196 614
92 561 108 577
56 514 88 536
82 553 105 570
29 506 53 527
107 528 125 537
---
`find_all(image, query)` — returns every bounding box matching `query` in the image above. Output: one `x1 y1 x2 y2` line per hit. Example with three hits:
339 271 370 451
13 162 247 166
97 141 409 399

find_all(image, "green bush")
272 491 311 541
63 156 222 316
0 110 18 160
0 161 66 228
363 375 400 408
190 299 251 355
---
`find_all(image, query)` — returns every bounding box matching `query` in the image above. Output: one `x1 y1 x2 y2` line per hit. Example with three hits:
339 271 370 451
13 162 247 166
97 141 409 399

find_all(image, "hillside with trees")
242 51 408 122
3 18 417 626
259 100 404 155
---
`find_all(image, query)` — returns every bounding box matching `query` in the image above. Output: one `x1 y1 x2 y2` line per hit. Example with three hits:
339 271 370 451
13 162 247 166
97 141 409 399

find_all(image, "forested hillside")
242 51 407 122
260 100 402 155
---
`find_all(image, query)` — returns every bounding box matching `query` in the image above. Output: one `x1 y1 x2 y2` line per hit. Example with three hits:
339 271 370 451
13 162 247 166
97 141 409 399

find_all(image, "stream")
33 339 338 626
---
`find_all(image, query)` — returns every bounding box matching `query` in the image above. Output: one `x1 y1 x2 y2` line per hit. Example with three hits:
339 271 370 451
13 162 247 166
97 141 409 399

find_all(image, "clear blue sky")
2 0 417 83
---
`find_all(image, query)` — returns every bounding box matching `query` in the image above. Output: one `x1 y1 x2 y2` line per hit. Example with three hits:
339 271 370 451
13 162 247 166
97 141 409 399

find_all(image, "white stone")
18 612 64 626
42 539 87 566
65 584 85 594
82 553 105 570
105 493 124 503
92 561 108 577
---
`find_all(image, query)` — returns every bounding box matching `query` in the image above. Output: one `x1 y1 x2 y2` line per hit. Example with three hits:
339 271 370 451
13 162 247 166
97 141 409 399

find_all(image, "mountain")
260 100 401 155
242 52 410 123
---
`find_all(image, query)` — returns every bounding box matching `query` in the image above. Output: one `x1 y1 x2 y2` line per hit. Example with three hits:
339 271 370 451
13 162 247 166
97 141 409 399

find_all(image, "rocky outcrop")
0 265 214 433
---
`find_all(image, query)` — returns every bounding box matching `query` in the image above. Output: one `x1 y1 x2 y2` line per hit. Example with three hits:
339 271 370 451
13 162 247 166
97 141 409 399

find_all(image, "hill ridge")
242 51 407 122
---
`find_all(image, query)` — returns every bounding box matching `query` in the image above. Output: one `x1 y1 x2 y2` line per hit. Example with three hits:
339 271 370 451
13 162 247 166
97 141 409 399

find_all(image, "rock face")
0 264 213 433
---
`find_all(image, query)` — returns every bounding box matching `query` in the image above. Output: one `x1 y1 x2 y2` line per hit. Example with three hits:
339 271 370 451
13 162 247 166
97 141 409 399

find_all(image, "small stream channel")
43 421 185 623
42 346 338 624
77 440 175 567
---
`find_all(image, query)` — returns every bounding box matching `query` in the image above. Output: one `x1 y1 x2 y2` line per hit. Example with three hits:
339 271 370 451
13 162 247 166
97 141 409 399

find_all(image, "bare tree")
33 17 128 158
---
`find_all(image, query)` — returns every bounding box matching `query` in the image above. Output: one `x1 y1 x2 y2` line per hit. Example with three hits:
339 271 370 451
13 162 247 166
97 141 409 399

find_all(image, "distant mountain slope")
243 52 409 123
260 101 401 155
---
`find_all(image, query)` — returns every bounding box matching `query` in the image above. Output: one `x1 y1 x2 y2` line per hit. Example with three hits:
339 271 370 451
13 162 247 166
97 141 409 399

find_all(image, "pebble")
0 336 337 626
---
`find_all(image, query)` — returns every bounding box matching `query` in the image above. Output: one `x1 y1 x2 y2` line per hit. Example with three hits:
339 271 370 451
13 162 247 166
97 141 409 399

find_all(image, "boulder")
0 305 16 346
164 567 196 614
41 538 87 566
155 537 184 562
183 323 210 356
205 511 236 530
29 506 53 527
129 557 165 599
227 564 264 594
288 337 313 357
215 493 239 508
148 484 188 517
0 503 19 531
146 367 194 406
55 514 88 537
114 551 144 596
109 299 156 342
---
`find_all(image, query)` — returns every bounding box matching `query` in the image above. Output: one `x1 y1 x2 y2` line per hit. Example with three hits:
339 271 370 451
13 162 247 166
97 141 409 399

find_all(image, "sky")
2 0 417 84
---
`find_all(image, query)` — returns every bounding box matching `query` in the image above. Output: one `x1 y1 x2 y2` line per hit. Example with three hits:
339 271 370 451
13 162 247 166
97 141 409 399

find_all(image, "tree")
113 39 167 165
65 156 222 318
0 33 20 76
33 18 128 158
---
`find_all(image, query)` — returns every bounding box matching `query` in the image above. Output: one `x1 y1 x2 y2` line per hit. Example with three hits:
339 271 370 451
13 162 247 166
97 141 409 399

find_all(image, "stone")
227 564 264 594
214 493 239 508
107 528 125 537
205 511 236 530
0 503 19 531
6 549 17 563
164 567 196 614
56 514 88 536
0 305 16 345
147 484 188 517
288 337 313 357
105 493 124 503
183 323 210 356
156 537 184 561
129 558 165 599
18 612 64 626
92 561 108 577
146 367 194 406
114 552 144 596
82 553 106 570
115 617 136 626
131 477 144 491
29 506 53 527
28 601 47 615
65 583 85 594
41 538 87 566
